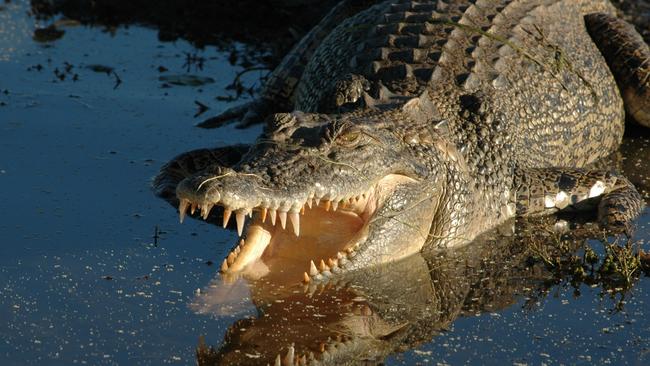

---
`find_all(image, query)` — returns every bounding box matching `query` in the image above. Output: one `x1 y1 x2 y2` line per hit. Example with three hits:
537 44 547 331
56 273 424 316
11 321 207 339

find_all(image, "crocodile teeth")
222 208 232 228
270 209 277 226
323 200 331 211
331 200 338 211
190 202 198 215
289 211 300 236
309 260 318 276
178 199 189 223
303 272 310 283
284 345 295 366
319 259 330 272
235 210 246 236
201 203 213 220
307 198 313 209
220 259 228 272
279 211 287 229
261 207 267 223
274 354 281 366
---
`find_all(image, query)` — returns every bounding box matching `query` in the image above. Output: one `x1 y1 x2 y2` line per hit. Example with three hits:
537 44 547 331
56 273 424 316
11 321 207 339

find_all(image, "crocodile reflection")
189 216 646 366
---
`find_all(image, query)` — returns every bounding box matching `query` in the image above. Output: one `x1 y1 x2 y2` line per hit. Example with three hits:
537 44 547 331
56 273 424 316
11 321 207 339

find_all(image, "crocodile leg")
585 13 650 127
514 168 645 235
198 0 375 129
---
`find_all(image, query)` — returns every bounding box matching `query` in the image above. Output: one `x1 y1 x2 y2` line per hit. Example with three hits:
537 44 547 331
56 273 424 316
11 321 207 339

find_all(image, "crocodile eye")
337 130 361 146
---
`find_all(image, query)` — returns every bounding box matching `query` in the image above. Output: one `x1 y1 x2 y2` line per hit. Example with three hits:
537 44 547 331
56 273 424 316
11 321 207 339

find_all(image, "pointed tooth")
315 198 321 206
307 198 313 209
327 258 337 268
222 208 232 228
337 252 345 259
220 259 228 272
234 245 241 254
227 252 236 265
239 239 245 247
279 211 287 229
235 211 246 236
300 205 305 215
319 259 329 272
332 200 338 211
274 354 281 366
323 200 331 211
289 211 300 236
201 203 214 220
270 209 277 225
283 344 295 366
261 207 268 223
303 272 310 283
309 260 318 276
178 199 189 223
190 202 198 215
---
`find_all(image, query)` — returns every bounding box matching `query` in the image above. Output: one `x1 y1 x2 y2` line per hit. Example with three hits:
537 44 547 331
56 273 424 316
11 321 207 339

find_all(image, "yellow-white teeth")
190 202 197 215
220 259 228 272
235 210 246 236
309 260 318 276
303 272 310 283
307 198 313 209
201 203 214 220
283 345 294 366
323 200 331 211
327 258 337 268
227 252 236 265
279 211 287 229
319 259 329 272
300 205 305 215
270 209 277 226
332 200 338 211
289 211 300 236
222 208 232 228
261 207 268 223
178 199 189 223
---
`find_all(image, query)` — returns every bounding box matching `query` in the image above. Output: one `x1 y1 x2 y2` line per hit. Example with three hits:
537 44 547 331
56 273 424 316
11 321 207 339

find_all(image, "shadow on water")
0 0 648 365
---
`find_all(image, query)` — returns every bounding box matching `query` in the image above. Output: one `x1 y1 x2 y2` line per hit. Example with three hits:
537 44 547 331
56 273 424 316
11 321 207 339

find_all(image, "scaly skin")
157 0 649 283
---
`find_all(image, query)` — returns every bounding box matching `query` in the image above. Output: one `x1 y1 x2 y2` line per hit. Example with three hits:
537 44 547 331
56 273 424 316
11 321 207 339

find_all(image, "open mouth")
177 174 416 282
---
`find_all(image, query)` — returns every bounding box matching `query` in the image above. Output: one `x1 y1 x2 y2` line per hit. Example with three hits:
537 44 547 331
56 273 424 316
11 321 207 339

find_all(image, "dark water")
0 1 649 365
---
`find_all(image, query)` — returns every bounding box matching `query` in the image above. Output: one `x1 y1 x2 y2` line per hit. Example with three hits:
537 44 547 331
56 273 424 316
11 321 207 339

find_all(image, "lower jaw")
220 206 369 283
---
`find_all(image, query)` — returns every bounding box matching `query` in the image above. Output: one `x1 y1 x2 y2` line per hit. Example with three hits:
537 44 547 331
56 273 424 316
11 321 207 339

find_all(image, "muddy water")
0 1 649 365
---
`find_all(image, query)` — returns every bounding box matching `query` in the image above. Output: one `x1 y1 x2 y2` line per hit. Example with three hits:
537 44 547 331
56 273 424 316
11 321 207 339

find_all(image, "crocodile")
154 0 650 284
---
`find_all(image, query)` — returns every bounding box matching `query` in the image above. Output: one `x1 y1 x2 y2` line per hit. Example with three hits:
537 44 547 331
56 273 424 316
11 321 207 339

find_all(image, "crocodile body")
156 0 649 284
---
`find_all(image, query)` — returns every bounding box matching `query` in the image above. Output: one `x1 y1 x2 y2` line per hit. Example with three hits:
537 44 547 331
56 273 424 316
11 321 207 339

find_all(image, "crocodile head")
175 95 456 282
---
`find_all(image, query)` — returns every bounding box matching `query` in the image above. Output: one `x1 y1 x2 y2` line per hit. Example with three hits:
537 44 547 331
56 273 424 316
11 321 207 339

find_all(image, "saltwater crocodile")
154 0 650 284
